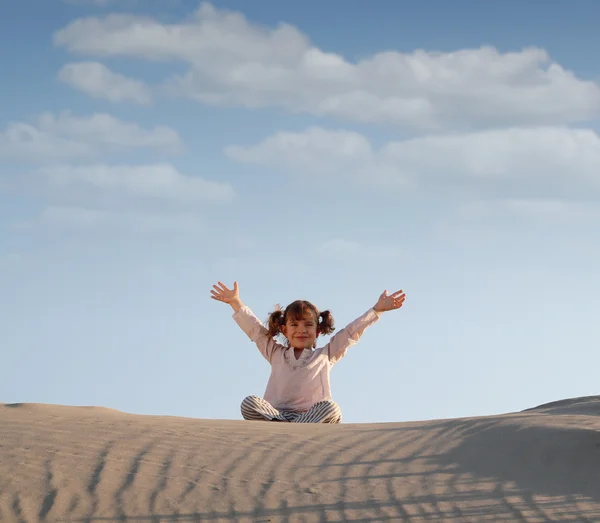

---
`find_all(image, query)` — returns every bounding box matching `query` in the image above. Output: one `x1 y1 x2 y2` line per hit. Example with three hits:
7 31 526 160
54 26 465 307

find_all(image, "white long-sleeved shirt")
233 305 380 411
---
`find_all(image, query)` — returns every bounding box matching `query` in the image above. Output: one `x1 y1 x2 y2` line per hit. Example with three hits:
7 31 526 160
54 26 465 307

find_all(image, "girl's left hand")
374 289 406 313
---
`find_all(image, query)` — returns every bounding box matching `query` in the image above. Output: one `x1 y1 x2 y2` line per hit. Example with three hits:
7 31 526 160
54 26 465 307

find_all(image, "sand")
2 397 600 522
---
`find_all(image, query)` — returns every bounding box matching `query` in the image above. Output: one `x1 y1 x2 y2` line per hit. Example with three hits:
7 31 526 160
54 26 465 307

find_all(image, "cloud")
0 111 181 161
225 127 371 175
0 253 24 265
226 126 600 199
10 162 233 234
63 0 120 6
458 198 600 223
39 205 204 234
58 62 152 104
317 238 403 260
38 163 234 204
318 238 362 257
62 0 178 7
63 0 138 7
53 3 600 129
432 197 600 246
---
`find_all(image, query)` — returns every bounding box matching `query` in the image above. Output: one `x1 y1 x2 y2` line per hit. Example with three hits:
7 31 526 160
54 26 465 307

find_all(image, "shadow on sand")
59 410 600 522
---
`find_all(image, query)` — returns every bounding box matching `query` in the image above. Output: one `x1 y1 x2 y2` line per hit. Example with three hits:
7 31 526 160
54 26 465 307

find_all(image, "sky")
1 0 600 424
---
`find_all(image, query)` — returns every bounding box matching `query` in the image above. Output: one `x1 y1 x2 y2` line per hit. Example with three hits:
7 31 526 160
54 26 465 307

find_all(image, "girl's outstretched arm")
210 281 282 362
327 288 406 364
210 281 244 312
373 289 406 313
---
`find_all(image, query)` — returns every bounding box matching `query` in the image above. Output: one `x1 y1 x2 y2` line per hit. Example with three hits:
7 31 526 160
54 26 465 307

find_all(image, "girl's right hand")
210 281 240 305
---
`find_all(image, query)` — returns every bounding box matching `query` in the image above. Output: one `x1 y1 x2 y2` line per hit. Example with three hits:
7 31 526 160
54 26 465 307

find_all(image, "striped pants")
241 395 342 424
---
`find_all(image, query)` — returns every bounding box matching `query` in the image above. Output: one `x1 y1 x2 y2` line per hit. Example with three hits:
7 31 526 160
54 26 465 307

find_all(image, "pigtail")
267 305 285 338
318 310 335 336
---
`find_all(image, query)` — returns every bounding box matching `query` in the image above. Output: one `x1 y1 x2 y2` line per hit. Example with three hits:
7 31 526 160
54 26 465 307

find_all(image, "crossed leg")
240 395 291 422
293 400 342 424
241 396 342 424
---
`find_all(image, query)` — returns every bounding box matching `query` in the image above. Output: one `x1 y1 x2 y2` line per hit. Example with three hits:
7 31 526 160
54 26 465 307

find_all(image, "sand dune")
2 398 600 522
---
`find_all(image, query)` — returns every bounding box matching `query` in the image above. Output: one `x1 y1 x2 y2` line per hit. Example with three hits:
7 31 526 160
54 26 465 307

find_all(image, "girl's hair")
267 300 335 341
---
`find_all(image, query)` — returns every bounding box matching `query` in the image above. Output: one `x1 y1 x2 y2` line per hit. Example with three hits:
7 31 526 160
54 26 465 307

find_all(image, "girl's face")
281 312 318 350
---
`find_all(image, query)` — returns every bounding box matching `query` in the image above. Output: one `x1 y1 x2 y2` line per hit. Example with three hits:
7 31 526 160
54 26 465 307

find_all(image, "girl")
210 281 406 423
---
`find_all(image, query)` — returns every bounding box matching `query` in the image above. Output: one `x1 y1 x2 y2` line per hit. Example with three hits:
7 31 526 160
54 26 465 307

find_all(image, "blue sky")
1 0 600 424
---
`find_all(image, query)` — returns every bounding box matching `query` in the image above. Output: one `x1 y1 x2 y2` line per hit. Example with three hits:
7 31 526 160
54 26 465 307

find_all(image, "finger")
217 281 230 291
233 281 238 292
391 290 405 297
210 290 220 297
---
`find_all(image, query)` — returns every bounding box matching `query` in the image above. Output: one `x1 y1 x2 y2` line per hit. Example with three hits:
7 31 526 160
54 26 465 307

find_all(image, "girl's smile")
282 315 318 350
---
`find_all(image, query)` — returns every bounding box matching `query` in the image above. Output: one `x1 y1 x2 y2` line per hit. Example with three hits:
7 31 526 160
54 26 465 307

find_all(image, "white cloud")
226 126 600 199
317 238 403 260
53 3 600 129
318 238 362 257
432 197 600 245
58 62 152 104
0 253 24 265
0 111 181 161
225 127 371 175
38 163 234 205
63 0 176 6
10 161 233 234
458 198 600 223
40 205 203 234
63 0 120 6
